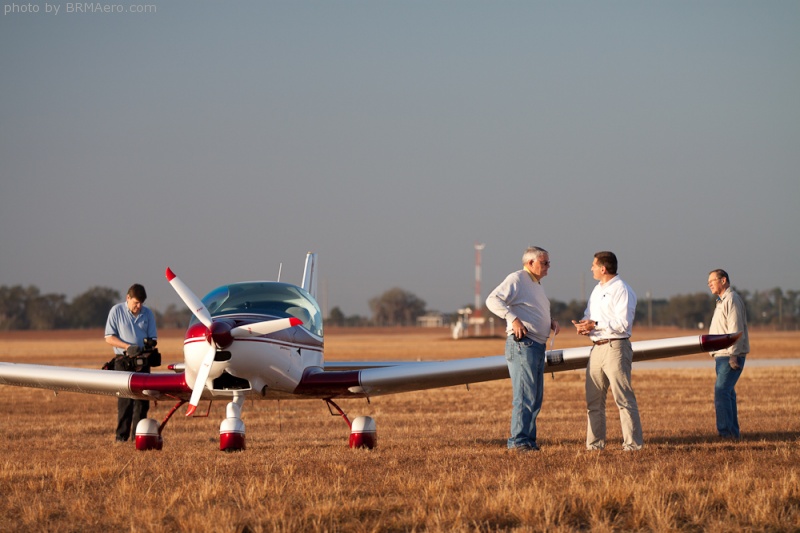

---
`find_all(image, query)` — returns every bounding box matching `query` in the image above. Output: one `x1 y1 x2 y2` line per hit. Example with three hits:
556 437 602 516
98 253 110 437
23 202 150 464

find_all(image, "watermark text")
4 2 158 16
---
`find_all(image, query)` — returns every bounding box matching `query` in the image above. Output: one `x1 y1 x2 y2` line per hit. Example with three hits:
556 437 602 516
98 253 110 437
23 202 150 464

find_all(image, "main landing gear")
133 399 185 451
133 395 376 451
326 399 377 449
134 392 248 452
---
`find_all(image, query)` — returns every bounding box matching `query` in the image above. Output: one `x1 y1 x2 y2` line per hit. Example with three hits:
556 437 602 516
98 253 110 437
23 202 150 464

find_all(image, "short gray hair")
522 246 548 265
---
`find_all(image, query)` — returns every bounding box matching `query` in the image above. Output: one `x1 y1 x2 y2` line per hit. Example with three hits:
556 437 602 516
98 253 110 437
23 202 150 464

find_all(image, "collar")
524 265 541 284
599 274 619 288
716 287 732 303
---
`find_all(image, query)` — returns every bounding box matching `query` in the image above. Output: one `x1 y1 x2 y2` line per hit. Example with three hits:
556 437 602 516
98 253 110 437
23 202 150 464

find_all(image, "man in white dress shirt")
572 251 642 451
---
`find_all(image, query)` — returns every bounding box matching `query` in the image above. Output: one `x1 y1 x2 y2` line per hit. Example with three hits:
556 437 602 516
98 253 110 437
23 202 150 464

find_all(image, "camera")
130 338 161 370
102 338 161 371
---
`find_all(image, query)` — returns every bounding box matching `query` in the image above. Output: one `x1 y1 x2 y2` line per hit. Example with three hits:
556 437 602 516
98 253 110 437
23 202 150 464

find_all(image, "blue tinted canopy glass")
196 282 322 337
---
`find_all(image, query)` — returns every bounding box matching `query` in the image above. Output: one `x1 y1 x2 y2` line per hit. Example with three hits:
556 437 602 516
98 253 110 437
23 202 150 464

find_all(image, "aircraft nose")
209 320 234 350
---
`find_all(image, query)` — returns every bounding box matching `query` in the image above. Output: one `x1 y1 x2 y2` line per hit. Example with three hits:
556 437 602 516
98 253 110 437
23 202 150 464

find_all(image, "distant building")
417 313 446 328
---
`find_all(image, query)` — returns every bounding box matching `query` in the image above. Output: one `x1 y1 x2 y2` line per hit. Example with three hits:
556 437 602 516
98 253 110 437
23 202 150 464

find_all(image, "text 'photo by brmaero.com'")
4 2 157 16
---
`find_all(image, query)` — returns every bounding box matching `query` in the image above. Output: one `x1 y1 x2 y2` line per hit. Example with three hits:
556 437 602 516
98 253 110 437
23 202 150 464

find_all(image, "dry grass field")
1 327 798 532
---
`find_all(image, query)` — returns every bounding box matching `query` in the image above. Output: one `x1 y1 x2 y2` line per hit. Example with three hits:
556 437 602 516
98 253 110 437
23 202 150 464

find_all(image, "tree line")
0 285 193 331
334 286 800 330
0 284 797 331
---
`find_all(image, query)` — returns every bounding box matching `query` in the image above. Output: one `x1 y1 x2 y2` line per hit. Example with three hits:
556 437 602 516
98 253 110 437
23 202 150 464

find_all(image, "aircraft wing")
0 363 192 400
311 333 739 398
1 334 738 401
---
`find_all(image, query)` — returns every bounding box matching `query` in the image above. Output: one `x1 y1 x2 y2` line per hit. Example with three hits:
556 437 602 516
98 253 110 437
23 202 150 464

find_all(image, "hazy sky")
1 1 798 317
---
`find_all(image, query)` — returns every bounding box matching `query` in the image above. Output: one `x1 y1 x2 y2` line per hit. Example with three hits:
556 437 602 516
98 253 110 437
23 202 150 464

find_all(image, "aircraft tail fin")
302 252 318 300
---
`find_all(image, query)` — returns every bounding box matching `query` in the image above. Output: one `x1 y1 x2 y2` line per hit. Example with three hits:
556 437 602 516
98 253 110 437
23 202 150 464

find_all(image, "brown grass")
1 328 799 531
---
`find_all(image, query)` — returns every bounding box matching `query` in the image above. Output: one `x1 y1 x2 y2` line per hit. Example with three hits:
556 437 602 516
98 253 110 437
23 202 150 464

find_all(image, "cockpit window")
194 282 323 337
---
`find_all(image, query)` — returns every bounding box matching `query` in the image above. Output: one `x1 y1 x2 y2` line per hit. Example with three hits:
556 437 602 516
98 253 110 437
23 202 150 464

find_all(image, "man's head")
523 246 550 280
126 284 147 315
591 251 618 282
707 269 730 296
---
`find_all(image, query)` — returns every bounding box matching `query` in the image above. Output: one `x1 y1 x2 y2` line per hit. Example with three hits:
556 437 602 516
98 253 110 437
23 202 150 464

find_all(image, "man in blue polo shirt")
104 284 158 442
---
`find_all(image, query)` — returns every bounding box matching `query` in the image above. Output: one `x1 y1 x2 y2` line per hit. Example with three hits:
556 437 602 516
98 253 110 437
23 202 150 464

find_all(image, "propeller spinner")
165 267 302 416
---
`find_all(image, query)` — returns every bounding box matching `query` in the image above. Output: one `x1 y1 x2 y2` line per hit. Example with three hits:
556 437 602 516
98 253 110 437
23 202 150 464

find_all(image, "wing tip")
700 331 741 352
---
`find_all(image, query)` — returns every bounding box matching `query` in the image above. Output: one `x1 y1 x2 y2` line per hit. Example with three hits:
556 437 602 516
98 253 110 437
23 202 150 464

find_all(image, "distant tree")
548 300 567 325
369 288 426 326
68 286 120 328
786 290 800 328
666 292 714 329
549 299 589 326
343 315 372 328
327 306 346 327
0 285 35 330
325 307 370 327
645 298 670 327
158 303 193 329
27 292 69 330
344 313 371 327
771 287 784 324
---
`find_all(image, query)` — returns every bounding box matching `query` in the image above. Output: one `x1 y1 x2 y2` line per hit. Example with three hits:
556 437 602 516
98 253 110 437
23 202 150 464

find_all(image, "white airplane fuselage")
183 314 324 400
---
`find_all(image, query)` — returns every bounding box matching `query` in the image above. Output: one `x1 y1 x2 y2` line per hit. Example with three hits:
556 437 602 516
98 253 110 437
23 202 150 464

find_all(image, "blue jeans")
715 356 745 438
505 336 545 449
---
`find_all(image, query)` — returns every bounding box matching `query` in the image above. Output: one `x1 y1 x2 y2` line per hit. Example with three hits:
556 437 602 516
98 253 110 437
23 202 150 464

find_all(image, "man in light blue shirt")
104 284 157 442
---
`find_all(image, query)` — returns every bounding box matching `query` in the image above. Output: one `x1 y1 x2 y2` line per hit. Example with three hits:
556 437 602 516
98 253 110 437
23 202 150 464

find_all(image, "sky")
1 1 798 317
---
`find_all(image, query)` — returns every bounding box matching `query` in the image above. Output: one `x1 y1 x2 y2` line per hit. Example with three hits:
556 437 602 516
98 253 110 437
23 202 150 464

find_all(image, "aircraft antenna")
277 263 283 282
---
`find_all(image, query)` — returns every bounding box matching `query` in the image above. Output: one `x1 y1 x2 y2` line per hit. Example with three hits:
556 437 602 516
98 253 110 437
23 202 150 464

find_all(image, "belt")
593 338 629 346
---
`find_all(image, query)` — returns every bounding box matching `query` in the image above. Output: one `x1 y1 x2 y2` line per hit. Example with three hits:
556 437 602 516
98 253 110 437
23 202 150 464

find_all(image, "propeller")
187 343 218 417
231 317 302 338
165 267 302 416
165 267 212 328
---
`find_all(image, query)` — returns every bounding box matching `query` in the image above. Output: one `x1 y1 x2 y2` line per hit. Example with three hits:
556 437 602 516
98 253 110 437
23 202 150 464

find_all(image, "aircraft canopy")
194 282 323 337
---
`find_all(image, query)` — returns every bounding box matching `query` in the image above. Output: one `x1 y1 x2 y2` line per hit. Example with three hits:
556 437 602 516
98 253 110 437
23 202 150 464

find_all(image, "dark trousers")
113 358 150 441
116 398 150 441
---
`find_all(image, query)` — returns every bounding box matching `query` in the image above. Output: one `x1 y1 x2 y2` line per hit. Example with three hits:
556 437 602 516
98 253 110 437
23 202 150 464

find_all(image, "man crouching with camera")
104 283 158 442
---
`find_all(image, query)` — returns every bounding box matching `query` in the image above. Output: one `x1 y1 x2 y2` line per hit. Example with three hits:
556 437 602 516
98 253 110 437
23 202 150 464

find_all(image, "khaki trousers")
585 339 643 450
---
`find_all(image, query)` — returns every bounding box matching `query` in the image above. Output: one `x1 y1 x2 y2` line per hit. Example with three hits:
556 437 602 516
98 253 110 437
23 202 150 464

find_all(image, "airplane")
0 253 740 452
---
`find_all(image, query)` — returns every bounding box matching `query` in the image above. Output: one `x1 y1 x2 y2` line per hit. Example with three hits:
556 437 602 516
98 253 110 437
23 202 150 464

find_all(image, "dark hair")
127 284 147 302
708 269 729 284
594 251 618 275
